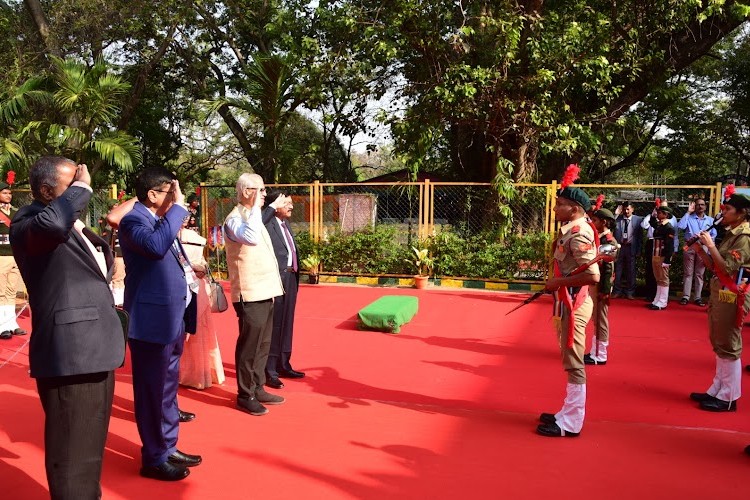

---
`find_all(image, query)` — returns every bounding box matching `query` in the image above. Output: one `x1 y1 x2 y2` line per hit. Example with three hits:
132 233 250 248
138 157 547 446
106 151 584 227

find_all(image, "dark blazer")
262 206 300 274
614 214 644 255
119 202 196 344
9 186 125 378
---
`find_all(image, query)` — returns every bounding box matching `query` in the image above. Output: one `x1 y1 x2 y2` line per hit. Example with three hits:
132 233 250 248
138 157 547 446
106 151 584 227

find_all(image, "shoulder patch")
730 250 742 261
605 234 615 242
579 243 593 252
571 225 581 233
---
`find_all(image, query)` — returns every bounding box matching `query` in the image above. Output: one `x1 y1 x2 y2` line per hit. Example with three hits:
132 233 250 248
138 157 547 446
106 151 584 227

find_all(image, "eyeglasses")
151 189 174 195
248 187 267 193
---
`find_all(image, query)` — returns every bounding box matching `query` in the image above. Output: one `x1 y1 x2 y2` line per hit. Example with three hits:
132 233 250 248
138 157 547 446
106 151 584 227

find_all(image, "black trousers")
267 270 299 378
36 371 115 500
233 298 274 402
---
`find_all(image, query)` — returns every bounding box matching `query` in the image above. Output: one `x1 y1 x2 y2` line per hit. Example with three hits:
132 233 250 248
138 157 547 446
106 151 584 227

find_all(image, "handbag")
206 264 229 313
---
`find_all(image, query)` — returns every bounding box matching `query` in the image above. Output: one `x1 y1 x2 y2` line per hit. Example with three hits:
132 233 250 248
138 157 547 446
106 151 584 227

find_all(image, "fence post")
713 182 722 217
311 181 321 243
110 184 117 200
199 182 207 238
547 181 557 237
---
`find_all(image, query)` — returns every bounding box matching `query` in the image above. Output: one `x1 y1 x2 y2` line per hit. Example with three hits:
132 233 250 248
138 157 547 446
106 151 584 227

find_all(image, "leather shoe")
746 365 750 373
278 369 305 379
140 461 190 481
0 330 11 339
539 413 556 425
536 422 579 438
255 388 285 405
690 392 716 403
647 304 664 310
745 444 750 456
237 398 268 416
178 409 195 423
265 377 284 389
12 328 27 336
583 354 606 366
168 449 202 467
694 298 706 307
699 398 737 412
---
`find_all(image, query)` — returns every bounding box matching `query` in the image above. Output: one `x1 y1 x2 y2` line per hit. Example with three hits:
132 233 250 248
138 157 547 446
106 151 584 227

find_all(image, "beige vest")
224 204 284 302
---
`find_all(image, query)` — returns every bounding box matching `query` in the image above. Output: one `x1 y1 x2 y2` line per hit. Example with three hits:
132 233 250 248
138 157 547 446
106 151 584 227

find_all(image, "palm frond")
86 132 142 172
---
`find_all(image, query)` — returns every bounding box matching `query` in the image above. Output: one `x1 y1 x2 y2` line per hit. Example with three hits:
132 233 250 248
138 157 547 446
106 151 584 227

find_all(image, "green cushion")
358 295 419 333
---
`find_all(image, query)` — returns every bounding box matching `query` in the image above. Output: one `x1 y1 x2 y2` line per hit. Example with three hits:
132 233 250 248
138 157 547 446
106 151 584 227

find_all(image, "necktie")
623 218 629 243
281 221 298 272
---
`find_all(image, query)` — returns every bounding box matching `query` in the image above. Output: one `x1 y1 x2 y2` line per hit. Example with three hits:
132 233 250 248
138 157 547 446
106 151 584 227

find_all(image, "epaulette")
571 225 581 234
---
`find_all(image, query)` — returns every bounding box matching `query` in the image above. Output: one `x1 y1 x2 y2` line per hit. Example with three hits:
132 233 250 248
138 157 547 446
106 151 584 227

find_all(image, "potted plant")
409 246 434 289
301 254 322 284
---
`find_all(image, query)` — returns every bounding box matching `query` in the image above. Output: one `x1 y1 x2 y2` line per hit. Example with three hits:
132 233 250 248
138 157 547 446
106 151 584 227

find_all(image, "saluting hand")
171 179 185 206
75 164 91 186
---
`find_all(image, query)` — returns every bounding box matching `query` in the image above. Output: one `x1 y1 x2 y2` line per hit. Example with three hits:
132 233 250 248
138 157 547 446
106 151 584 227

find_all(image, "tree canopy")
2 0 750 188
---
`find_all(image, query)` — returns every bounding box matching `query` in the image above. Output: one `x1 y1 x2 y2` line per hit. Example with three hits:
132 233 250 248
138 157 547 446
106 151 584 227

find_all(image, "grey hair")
235 173 263 199
29 156 75 200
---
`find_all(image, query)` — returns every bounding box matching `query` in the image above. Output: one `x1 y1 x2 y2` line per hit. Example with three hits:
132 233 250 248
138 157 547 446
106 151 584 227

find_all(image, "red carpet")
2 285 750 499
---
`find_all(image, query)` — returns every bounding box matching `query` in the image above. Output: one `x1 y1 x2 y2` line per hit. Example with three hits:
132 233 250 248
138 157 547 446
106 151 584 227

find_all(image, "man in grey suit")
10 156 126 499
612 201 644 299
262 190 305 389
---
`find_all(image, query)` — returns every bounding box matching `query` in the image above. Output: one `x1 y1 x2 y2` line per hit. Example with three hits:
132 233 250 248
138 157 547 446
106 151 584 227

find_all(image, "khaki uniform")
553 217 599 384
708 222 750 360
591 230 616 345
0 204 22 334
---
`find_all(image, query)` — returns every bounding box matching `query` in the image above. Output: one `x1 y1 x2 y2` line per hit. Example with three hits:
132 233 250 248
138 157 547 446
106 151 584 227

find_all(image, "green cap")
593 208 615 221
0 182 9 191
657 205 673 216
557 187 592 211
725 193 750 210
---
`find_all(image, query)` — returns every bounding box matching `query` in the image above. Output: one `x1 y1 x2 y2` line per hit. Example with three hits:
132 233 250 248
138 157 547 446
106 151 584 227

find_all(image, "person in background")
640 200 677 303
105 197 137 307
118 167 202 481
224 173 288 416
10 156 126 498
0 174 25 339
677 197 716 306
612 201 643 299
647 206 676 310
689 193 750 418
186 193 201 231
584 205 618 366
179 221 226 389
262 190 305 390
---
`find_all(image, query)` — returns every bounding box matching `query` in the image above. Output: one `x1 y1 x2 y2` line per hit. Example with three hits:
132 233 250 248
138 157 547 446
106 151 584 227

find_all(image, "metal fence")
198 181 722 282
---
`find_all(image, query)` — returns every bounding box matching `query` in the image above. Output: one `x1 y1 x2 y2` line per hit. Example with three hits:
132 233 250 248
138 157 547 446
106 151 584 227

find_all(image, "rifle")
504 243 618 316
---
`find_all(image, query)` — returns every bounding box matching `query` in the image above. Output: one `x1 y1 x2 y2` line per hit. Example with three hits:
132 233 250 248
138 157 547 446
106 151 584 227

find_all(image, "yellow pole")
199 182 208 239
713 182 722 217
110 184 117 200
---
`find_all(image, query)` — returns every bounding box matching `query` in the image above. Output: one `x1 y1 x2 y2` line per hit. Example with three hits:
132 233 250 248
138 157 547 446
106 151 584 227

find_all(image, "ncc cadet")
647 205 676 311
538 166 600 438
584 206 618 366
0 174 25 339
689 193 750 428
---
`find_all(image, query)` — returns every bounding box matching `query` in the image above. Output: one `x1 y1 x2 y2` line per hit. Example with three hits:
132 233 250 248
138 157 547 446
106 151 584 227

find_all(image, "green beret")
593 208 615 221
725 193 750 210
558 187 592 211
0 182 9 191
657 205 673 216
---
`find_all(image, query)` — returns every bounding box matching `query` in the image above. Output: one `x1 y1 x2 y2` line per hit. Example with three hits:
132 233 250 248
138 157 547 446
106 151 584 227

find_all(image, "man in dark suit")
612 201 644 299
118 167 201 481
262 190 305 389
10 156 126 499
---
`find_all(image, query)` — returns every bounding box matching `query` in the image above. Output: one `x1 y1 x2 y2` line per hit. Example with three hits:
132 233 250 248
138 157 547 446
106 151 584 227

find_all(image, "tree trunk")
23 0 61 57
